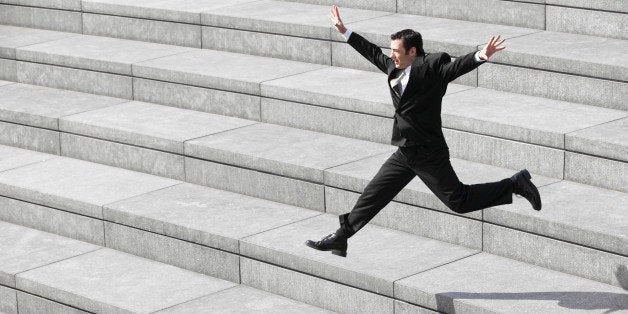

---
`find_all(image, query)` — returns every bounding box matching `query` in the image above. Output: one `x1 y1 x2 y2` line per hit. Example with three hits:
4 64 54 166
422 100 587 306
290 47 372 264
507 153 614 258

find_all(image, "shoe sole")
521 169 542 211
305 241 347 257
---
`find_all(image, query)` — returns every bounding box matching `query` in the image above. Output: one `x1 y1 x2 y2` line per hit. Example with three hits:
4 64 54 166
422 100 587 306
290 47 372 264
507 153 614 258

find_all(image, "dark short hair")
390 29 425 56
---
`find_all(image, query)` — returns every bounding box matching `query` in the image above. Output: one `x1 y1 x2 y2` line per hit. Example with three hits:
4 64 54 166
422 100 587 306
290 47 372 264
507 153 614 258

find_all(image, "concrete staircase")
0 0 626 312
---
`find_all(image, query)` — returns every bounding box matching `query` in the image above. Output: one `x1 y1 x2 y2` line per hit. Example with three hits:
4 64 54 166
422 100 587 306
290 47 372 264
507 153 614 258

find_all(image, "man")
305 5 542 257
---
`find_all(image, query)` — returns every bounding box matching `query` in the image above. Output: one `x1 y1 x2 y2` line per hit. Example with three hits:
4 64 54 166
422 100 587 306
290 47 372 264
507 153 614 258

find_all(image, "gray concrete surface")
566 118 628 162
240 214 478 296
156 285 334 313
103 182 320 253
0 0 81 11
395 253 628 313
0 59 16 81
185 123 394 183
0 121 60 154
241 257 394 313
0 4 82 33
0 83 127 129
547 0 628 12
16 291 89 314
0 221 99 287
15 248 237 313
0 25 75 59
0 285 16 314
546 6 627 40
0 145 55 172
0 157 179 218
565 152 627 192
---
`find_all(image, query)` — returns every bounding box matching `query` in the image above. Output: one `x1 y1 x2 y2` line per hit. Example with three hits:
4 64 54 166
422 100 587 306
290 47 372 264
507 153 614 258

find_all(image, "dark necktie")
391 70 406 97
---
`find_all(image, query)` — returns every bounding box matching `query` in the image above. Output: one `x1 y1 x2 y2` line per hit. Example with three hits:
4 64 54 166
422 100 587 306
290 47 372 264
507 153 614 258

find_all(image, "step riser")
397 0 546 29
547 6 627 40
325 187 483 250
17 291 89 314
83 13 202 48
483 223 628 288
0 196 104 246
240 257 395 313
0 286 16 314
0 59 17 81
0 121 59 155
0 4 82 33
104 222 240 283
479 63 628 110
565 152 627 193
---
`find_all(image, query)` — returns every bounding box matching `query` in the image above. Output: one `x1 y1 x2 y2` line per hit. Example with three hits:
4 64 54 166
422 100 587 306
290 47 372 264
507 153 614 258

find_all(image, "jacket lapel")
397 56 428 111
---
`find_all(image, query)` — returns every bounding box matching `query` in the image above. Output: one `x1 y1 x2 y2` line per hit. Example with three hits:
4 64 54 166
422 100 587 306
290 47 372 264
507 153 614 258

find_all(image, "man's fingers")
495 38 506 47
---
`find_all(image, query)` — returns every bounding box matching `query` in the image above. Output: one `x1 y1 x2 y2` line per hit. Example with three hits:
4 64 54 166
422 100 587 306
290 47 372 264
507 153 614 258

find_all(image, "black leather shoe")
305 233 347 257
511 169 542 211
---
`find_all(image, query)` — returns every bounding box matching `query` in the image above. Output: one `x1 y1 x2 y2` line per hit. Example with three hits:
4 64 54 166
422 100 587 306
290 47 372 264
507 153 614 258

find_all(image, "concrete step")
395 252 628 313
545 1 627 40
0 222 332 313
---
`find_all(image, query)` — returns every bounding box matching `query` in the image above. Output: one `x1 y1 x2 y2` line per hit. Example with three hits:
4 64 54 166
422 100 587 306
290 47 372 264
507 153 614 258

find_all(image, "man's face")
390 39 416 69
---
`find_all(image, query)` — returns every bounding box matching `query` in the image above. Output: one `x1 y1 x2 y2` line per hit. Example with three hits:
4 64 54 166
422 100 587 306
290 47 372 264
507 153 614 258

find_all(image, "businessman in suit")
306 5 542 257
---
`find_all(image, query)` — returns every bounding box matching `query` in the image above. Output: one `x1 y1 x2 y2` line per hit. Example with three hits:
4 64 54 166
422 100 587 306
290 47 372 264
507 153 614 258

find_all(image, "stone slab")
0 121 60 154
241 214 478 296
325 151 560 218
261 97 392 144
16 291 89 314
133 78 261 120
156 285 334 313
0 4 82 33
104 222 240 283
0 196 104 245
325 187 482 249
0 0 82 11
546 6 627 40
397 0 545 29
338 14 538 56
0 157 179 218
202 26 332 65
83 13 202 48
486 181 628 256
0 83 128 129
185 157 325 211
17 61 133 99
60 133 186 180
103 182 320 253
443 88 628 149
547 0 628 13
15 248 237 313
0 145 55 172
16 35 193 75
0 80 13 87
395 253 628 313
479 63 628 110
565 152 627 192
0 285 17 313
133 49 325 95
59 101 256 154
0 25 75 59
484 223 628 288
272 0 395 12
490 31 628 82
185 123 394 183
200 0 392 40
0 59 17 81
0 221 99 287
82 0 258 24
566 118 628 162
444 128 565 178
241 257 394 313
394 300 439 314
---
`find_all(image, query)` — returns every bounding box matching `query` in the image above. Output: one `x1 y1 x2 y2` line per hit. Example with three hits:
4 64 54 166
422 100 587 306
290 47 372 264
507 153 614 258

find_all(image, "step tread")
0 156 179 218
547 0 628 13
566 117 628 162
395 252 628 313
0 83 127 129
104 182 320 253
487 180 628 256
60 100 257 154
0 221 99 287
15 33 194 75
0 25 76 58
0 145 55 172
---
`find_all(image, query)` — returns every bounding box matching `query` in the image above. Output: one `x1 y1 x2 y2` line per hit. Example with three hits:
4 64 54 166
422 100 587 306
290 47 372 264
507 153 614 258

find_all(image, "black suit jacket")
347 32 484 148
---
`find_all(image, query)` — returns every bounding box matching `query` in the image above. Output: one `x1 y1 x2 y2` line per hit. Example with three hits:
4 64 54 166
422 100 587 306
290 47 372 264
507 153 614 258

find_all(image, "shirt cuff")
342 29 353 42
474 51 485 63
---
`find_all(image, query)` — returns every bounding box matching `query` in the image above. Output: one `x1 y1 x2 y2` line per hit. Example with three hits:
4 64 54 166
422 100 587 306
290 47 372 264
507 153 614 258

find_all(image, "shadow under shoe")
511 169 542 211
305 233 347 257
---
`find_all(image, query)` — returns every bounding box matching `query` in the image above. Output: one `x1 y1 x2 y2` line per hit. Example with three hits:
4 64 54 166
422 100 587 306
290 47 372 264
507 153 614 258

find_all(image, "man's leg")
410 148 513 214
336 149 416 237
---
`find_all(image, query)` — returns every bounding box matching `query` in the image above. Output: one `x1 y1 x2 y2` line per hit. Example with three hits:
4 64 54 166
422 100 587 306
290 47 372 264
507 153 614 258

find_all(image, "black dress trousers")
337 146 514 238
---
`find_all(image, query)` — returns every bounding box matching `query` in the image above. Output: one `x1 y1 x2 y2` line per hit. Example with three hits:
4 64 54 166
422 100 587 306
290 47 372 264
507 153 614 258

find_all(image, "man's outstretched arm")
330 5 393 73
440 35 506 82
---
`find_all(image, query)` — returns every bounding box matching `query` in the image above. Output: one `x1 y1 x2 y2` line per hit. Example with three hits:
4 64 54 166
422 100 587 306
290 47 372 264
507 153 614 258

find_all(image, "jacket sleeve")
347 32 394 74
438 51 484 82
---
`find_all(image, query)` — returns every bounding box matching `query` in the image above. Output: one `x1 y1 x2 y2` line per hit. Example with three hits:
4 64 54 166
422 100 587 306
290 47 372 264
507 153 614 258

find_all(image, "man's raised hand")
329 5 347 34
479 35 506 61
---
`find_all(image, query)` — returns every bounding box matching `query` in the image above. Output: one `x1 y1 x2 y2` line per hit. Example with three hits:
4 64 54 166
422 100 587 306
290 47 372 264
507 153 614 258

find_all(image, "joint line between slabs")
0 283 95 313
12 247 104 279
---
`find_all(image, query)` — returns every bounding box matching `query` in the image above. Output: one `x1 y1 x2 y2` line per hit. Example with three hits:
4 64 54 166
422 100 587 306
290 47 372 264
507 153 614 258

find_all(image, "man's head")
390 29 425 69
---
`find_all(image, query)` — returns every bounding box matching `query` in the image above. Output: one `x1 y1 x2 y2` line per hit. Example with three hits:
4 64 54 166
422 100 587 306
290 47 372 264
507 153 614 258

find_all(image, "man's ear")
409 47 416 56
